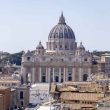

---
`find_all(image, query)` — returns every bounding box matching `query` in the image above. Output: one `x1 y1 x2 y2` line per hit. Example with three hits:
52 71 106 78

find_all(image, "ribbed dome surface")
48 13 75 40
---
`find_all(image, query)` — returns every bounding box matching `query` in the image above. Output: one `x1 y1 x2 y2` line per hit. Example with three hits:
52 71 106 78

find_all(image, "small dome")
36 42 44 49
77 42 85 50
48 12 75 40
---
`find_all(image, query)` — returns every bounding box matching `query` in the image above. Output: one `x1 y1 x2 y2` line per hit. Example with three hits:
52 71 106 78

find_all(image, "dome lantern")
58 12 66 25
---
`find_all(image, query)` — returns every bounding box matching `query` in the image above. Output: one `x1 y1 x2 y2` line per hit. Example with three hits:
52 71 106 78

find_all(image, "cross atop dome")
58 12 66 24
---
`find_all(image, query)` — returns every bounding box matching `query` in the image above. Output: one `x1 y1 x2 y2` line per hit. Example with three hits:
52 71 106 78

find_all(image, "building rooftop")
60 92 104 102
0 86 10 90
63 103 96 110
102 53 110 57
0 80 20 83
0 76 20 83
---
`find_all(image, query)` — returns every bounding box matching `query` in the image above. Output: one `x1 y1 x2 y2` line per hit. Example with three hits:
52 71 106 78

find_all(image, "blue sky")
0 0 110 53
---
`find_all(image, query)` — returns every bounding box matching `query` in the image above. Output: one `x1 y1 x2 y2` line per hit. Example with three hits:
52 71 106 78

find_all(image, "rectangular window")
20 91 23 99
68 76 72 81
42 76 46 82
21 101 23 106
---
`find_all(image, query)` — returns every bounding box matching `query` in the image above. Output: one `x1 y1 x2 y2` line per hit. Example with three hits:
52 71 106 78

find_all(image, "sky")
0 0 110 53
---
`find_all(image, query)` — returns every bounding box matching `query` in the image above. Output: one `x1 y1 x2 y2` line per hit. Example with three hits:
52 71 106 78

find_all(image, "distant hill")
9 51 24 65
1 51 24 66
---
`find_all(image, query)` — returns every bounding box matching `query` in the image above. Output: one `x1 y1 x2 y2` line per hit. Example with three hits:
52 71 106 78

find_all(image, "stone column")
32 67 35 83
22 67 27 84
48 67 51 92
88 67 91 78
48 67 50 83
59 67 61 83
49 42 50 50
72 67 74 81
53 68 55 82
63 67 66 82
46 67 48 83
79 67 82 81
39 67 42 82
52 42 54 50
66 67 68 81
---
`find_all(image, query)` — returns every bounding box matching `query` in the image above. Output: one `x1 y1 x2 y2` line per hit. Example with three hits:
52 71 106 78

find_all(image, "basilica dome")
46 13 77 54
48 13 75 40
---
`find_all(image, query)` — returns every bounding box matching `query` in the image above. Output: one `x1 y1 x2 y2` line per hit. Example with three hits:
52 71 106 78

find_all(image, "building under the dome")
21 13 93 84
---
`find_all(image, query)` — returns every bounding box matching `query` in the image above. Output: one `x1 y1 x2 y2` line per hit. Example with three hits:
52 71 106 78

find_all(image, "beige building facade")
98 53 110 77
0 94 4 110
15 85 29 109
0 76 29 109
10 85 29 109
0 76 21 87
21 13 93 84
0 86 11 110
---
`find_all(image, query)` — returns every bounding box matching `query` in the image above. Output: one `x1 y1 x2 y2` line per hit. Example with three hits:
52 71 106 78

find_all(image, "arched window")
68 76 72 81
83 74 88 81
27 57 30 61
68 67 72 81
41 67 46 82
61 73 63 82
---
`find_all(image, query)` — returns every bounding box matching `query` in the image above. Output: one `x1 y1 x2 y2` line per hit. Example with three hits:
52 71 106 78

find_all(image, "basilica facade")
21 13 93 84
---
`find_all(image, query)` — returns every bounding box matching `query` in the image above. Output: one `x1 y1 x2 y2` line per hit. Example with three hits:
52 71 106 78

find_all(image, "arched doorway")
83 74 88 81
55 76 59 82
41 72 46 82
42 76 46 82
